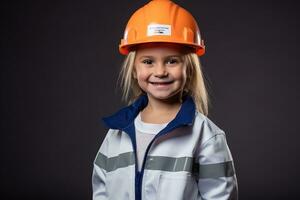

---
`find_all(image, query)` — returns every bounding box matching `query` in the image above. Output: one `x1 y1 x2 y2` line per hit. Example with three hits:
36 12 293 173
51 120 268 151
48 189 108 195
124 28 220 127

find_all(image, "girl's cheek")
172 68 187 80
137 71 150 81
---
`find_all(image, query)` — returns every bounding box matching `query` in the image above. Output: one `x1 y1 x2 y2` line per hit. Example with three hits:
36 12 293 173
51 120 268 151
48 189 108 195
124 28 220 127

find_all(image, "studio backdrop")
1 0 300 199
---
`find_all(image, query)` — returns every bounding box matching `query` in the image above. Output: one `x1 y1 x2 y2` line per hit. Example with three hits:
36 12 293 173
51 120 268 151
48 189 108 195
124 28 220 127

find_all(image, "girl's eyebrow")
165 55 182 58
138 56 154 59
138 55 182 59
164 55 184 61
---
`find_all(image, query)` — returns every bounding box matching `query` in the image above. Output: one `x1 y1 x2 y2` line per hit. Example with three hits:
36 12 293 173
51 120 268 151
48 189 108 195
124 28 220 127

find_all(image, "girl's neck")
140 94 182 124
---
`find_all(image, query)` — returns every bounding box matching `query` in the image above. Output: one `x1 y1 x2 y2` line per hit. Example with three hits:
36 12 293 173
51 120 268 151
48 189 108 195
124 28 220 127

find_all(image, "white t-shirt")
134 112 168 171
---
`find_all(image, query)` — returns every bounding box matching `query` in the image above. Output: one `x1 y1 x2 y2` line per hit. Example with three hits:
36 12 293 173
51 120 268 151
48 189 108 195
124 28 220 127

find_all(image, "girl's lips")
149 81 174 89
149 81 174 85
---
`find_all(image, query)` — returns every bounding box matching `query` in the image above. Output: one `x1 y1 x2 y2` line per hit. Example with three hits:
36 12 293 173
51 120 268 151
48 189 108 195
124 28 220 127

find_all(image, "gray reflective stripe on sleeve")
95 153 235 178
94 152 107 169
95 152 135 172
145 156 195 172
198 161 235 178
145 156 235 178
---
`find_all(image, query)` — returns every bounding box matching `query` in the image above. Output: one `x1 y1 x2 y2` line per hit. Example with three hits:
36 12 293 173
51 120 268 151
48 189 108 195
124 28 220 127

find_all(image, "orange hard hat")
119 0 205 56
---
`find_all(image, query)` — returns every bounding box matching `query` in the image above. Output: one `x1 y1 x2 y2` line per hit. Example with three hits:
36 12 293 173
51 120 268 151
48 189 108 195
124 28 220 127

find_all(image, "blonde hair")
118 51 209 116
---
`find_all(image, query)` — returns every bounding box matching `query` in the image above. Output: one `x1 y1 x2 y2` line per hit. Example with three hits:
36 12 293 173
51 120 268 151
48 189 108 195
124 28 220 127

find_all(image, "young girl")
92 0 238 199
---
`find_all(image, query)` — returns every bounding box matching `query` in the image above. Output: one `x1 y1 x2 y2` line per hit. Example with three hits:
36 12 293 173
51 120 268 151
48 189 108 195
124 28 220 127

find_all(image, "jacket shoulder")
96 129 121 155
194 112 226 144
98 128 133 158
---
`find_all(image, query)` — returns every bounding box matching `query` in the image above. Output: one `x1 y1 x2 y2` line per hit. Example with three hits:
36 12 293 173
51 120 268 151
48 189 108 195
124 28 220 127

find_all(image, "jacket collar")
102 94 195 130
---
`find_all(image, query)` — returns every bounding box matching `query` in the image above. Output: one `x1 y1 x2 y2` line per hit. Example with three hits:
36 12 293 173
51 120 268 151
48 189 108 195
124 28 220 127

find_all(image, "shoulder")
101 128 133 153
103 128 122 142
194 112 224 133
98 129 120 149
193 112 226 145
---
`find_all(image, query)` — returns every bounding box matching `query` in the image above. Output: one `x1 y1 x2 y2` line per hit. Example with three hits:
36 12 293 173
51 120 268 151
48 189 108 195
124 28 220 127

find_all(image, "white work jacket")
92 95 238 200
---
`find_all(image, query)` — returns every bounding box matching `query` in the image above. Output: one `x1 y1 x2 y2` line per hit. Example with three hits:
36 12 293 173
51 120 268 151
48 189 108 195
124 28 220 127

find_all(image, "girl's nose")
154 64 168 77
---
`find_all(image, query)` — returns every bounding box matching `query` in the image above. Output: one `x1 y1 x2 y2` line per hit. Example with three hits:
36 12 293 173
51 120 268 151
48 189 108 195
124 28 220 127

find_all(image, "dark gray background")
1 0 299 199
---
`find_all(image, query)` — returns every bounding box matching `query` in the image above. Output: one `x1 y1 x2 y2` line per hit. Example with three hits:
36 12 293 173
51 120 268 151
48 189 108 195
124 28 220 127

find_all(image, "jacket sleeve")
92 132 110 200
196 132 238 200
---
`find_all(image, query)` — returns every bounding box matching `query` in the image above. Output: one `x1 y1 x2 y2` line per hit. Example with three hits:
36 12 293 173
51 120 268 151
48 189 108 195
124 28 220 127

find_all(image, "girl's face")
134 44 187 103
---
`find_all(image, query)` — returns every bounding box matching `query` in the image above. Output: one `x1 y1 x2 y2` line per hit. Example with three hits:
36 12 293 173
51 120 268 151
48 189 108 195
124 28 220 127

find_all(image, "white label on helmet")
147 24 171 36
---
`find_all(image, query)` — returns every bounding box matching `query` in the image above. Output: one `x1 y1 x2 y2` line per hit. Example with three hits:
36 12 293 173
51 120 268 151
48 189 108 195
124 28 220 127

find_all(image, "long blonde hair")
118 51 209 116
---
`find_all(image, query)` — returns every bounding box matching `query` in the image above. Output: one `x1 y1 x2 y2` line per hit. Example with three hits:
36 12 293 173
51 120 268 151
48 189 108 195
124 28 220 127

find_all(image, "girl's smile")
149 82 174 92
149 80 175 88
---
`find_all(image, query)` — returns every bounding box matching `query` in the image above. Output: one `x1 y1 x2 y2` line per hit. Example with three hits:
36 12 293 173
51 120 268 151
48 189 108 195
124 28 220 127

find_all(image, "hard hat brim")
119 40 205 56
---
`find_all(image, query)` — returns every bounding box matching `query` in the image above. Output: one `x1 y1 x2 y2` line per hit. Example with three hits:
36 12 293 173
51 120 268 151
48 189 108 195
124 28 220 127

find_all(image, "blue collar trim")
102 94 196 130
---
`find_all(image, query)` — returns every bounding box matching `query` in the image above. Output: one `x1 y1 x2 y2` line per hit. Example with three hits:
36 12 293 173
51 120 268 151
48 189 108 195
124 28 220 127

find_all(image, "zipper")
136 123 186 200
122 109 191 200
123 123 140 200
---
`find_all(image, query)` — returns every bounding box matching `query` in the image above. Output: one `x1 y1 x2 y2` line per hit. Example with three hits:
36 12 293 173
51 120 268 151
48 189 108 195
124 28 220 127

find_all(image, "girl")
92 0 238 199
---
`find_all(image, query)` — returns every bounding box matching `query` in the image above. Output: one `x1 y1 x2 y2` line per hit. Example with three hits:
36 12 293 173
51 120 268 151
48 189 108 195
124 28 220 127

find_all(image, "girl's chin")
147 92 182 101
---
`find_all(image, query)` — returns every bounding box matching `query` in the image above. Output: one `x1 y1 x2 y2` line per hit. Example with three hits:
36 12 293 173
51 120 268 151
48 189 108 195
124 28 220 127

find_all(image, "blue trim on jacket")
102 94 195 130
102 94 196 200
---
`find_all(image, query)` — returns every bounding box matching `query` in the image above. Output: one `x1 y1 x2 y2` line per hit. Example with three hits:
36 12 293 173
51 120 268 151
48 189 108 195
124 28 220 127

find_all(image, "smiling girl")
92 1 238 200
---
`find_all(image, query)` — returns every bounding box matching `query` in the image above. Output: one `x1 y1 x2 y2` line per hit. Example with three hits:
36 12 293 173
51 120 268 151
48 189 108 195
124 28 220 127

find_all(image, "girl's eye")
166 58 179 65
142 59 153 65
